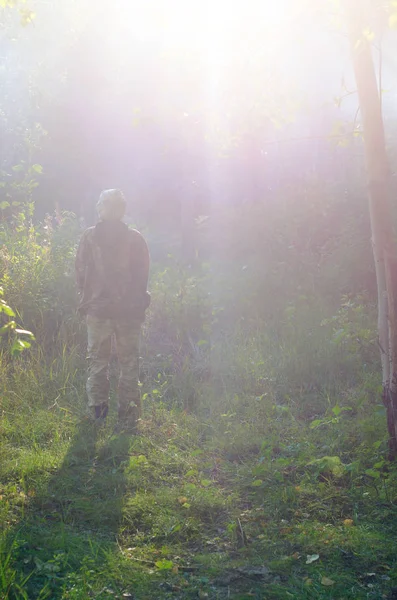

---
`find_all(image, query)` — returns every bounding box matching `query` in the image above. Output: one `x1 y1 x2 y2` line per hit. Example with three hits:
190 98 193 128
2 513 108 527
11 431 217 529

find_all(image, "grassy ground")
1 224 396 598
1 365 397 600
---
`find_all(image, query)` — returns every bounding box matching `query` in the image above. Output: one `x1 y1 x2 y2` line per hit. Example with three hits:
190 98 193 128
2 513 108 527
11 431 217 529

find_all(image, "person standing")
75 189 150 431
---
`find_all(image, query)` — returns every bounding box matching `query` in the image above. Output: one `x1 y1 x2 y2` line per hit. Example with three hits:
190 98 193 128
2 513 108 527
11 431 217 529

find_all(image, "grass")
1 217 396 598
1 355 397 600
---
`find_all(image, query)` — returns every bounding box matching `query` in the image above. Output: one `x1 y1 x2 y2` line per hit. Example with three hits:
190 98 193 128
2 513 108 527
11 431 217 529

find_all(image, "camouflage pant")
86 314 141 418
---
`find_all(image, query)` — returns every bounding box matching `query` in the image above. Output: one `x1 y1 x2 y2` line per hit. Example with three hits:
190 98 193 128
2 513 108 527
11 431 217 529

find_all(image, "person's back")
75 189 150 430
76 219 149 319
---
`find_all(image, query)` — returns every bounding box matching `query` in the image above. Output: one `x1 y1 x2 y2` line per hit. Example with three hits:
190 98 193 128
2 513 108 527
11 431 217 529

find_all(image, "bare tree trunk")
345 0 397 458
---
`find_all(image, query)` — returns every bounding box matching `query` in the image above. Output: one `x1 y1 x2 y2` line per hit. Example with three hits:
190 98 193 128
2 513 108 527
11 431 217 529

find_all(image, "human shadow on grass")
7 419 132 599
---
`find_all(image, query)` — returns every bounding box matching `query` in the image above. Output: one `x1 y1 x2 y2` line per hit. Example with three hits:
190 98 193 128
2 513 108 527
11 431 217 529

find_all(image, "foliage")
0 208 396 598
0 286 33 355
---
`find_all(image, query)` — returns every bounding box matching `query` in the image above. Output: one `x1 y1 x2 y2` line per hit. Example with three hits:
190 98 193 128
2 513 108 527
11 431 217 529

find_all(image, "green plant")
321 295 377 362
0 286 34 355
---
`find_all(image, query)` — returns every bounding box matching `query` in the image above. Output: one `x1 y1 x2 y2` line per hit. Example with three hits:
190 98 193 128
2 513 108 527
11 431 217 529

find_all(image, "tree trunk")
345 0 397 458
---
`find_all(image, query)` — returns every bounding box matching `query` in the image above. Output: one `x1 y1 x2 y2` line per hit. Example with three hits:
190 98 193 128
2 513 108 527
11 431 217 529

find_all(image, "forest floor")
1 387 397 600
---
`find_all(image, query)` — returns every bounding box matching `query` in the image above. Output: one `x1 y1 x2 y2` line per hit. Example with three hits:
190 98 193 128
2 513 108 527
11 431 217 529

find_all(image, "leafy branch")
0 287 34 355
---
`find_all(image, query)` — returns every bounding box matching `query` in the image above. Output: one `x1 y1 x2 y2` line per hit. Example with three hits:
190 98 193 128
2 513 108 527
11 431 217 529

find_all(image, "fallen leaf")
178 497 188 504
306 554 320 564
321 577 335 586
343 519 354 526
291 552 301 560
198 591 209 599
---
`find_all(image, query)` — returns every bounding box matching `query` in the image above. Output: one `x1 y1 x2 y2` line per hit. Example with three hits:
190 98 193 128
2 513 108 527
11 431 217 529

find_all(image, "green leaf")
200 479 212 487
0 301 15 317
191 449 203 457
11 339 31 356
19 340 31 349
185 469 198 478
0 321 16 335
252 479 263 487
332 405 341 417
155 560 173 570
31 164 43 174
184 483 196 492
373 461 385 469
365 469 381 479
309 456 346 477
128 455 148 469
0 201 10 210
